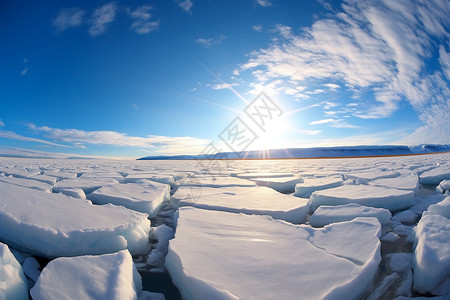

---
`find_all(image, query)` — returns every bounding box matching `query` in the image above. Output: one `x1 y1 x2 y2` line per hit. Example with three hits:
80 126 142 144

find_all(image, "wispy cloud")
89 2 117 37
309 119 335 125
0 130 72 148
323 83 340 90
238 0 450 143
253 25 263 32
20 67 28 76
195 34 226 48
53 7 85 33
256 0 272 7
128 5 159 34
28 124 210 154
0 120 4 127
208 82 238 90
177 0 193 13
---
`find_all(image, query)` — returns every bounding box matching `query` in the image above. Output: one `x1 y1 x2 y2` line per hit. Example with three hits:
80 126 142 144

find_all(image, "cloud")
238 0 450 143
128 5 159 34
253 25 263 32
0 120 4 126
53 8 85 33
177 0 193 13
0 146 125 159
0 130 72 148
195 34 226 48
323 83 340 90
29 124 210 154
256 0 272 7
89 2 117 37
309 119 335 125
208 83 238 90
20 67 28 75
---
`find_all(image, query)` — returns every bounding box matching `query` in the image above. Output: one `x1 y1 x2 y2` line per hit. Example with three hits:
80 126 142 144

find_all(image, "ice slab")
43 171 77 181
293 177 343 198
309 203 391 227
171 185 310 224
0 176 53 193
56 187 86 199
28 174 58 185
166 207 381 300
439 180 450 191
344 171 400 181
419 166 450 185
251 177 304 193
369 175 420 195
412 210 450 294
180 175 256 188
124 173 176 189
88 179 170 218
147 224 175 272
0 181 150 258
233 172 294 179
310 185 415 212
31 250 142 300
0 242 28 300
427 196 450 218
54 177 119 194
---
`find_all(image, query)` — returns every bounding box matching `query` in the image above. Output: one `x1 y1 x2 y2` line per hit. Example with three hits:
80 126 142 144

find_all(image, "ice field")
0 153 449 299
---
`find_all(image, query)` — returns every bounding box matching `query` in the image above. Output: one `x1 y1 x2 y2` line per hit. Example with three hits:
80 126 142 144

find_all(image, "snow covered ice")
0 153 449 299
31 250 143 300
166 207 382 300
0 242 28 300
171 185 310 223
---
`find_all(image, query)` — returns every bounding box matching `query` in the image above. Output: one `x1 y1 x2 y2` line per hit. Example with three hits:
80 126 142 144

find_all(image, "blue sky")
0 0 449 158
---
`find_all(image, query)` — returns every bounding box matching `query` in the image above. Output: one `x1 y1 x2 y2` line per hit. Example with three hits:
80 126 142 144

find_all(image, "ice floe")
166 207 381 300
0 181 150 258
0 242 28 300
293 176 343 198
171 185 310 223
31 250 143 300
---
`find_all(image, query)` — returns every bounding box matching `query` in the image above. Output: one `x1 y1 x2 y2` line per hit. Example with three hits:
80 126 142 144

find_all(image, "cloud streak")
53 8 85 33
0 130 72 148
128 5 160 34
89 2 117 37
238 0 450 143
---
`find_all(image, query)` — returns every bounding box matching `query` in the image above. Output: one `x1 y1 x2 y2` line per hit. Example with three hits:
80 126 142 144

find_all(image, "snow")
180 175 256 188
88 179 170 218
124 173 176 189
293 176 343 198
171 185 310 224
439 180 450 191
310 185 415 212
412 210 450 294
56 187 86 199
427 196 450 218
53 177 119 194
251 176 304 193
419 166 450 185
309 203 391 227
380 232 401 243
0 242 28 300
31 250 143 300
0 181 150 258
233 172 294 179
166 207 381 300
147 225 175 272
43 171 77 181
344 171 400 181
22 256 40 282
0 175 53 193
369 175 420 195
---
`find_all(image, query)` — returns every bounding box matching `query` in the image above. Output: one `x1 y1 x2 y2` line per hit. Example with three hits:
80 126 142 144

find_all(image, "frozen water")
53 177 119 194
310 185 415 212
251 176 304 193
124 173 176 189
309 203 391 227
369 175 420 195
412 207 450 294
166 207 381 300
419 166 450 185
147 225 175 272
0 175 53 193
180 175 256 188
344 171 400 181
0 181 150 258
293 176 343 198
439 180 450 191
427 196 450 218
22 256 41 282
233 172 294 179
31 250 143 300
88 179 170 218
0 242 28 300
171 185 310 223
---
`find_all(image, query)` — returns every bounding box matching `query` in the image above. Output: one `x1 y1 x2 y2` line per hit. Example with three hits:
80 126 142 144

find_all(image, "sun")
252 115 289 153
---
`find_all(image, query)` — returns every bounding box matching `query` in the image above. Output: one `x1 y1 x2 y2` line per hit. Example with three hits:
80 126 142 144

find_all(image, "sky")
0 0 449 159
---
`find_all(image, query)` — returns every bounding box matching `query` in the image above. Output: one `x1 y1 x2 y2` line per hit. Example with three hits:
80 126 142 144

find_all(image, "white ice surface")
293 176 343 198
233 172 294 179
171 185 310 224
427 196 450 218
412 209 450 294
180 175 256 188
0 242 28 300
56 187 86 199
419 166 450 185
53 177 119 194
0 181 150 258
0 175 53 193
310 185 415 212
344 171 400 181
309 203 391 227
439 180 450 191
147 224 175 272
369 175 420 195
31 250 142 300
251 176 304 193
166 207 381 300
124 174 176 189
88 179 170 218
